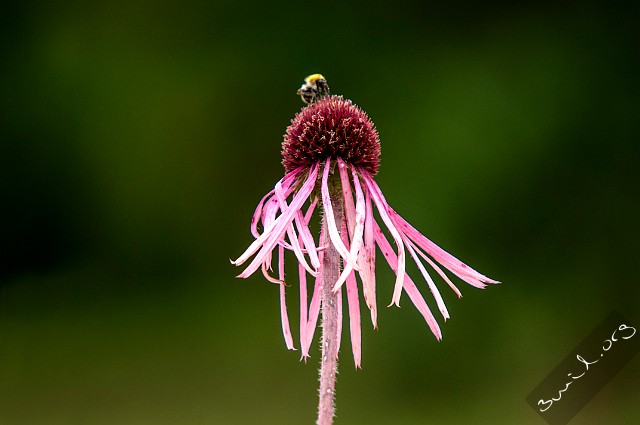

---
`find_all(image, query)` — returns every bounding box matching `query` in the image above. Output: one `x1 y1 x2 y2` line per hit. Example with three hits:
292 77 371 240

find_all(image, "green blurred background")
1 1 639 424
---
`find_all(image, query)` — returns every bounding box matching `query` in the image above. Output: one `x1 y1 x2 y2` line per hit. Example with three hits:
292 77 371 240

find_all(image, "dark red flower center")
282 96 381 175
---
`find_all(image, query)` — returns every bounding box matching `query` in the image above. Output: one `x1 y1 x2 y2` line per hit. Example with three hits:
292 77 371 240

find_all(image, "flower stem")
317 183 343 425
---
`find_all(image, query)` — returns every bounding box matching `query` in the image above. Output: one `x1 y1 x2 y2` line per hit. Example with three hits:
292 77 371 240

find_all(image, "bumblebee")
297 73 330 104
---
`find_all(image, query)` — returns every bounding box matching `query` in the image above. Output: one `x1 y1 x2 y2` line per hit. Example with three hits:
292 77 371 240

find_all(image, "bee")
297 73 330 104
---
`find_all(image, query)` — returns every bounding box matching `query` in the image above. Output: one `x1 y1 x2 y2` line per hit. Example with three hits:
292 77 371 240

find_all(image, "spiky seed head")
282 95 381 174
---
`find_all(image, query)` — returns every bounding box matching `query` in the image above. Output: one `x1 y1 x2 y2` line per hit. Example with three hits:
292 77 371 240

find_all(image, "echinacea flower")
232 92 499 371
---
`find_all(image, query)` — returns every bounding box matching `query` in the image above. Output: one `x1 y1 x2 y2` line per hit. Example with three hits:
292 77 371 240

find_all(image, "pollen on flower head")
282 95 381 175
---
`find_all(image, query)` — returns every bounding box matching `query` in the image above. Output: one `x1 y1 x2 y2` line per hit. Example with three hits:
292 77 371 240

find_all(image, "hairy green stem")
317 183 343 425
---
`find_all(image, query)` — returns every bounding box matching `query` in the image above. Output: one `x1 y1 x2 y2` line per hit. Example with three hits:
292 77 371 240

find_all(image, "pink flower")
232 95 498 368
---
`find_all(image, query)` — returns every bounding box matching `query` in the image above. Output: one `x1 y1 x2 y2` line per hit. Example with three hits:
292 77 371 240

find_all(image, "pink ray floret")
232 159 499 367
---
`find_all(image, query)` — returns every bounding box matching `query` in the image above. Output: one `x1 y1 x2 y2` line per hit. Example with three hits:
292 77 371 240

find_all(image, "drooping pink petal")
280 284 295 349
304 196 318 223
233 163 318 277
304 273 322 357
349 165 366 262
361 169 406 307
262 261 283 285
335 158 358 290
333 165 366 292
254 168 303 239
261 197 280 238
342 218 362 368
298 198 321 360
298 197 324 255
278 245 295 350
277 197 320 256
278 244 285 282
250 167 303 238
402 235 450 320
233 198 283 267
261 247 274 274
373 221 442 340
303 226 325 357
299 261 309 360
359 188 378 328
321 159 360 271
337 158 357 237
409 239 462 298
275 179 318 277
251 189 275 239
390 209 500 287
336 284 343 357
234 166 313 267
283 181 321 267
264 198 297 254
293 209 320 268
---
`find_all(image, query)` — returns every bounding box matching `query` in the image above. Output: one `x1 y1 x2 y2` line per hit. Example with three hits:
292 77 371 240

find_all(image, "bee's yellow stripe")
305 73 325 84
